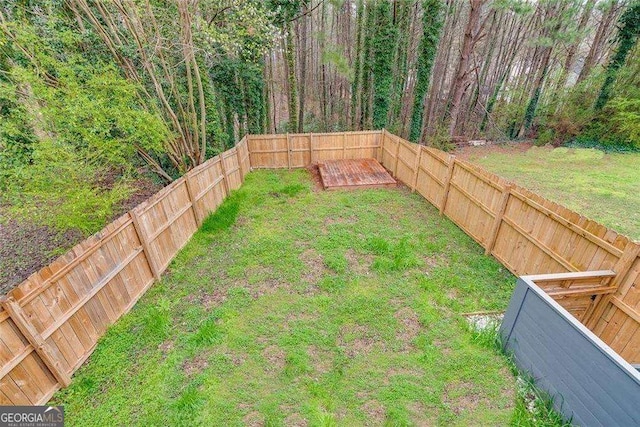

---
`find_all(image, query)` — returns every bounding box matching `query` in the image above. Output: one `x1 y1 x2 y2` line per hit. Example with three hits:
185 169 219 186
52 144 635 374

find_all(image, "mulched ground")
0 175 162 295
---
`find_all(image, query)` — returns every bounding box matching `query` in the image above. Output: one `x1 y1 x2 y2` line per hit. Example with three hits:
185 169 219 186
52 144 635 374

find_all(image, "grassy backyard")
466 145 640 241
52 169 549 425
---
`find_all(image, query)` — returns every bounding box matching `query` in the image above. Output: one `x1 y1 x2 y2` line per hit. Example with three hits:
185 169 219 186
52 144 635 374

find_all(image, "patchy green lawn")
52 169 551 425
467 145 640 241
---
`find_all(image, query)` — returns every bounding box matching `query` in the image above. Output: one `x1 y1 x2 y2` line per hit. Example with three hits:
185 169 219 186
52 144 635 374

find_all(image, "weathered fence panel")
592 251 640 361
414 147 449 207
377 130 640 363
0 213 154 404
133 178 198 273
248 131 381 168
0 141 247 404
248 134 288 168
188 156 227 225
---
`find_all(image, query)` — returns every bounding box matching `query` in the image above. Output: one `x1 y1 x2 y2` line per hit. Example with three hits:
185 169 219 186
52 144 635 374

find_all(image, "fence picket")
439 156 456 215
0 297 71 387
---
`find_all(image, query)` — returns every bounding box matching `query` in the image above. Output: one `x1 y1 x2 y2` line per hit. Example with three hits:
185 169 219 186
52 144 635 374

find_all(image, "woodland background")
0 0 639 289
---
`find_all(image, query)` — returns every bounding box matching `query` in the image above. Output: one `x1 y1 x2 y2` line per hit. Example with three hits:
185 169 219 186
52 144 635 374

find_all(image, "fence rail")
1 130 639 405
244 129 640 365
375 130 640 365
0 137 250 405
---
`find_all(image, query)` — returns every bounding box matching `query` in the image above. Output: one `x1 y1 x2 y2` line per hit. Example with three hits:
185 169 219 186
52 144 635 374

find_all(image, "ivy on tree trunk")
371 0 397 130
410 0 444 142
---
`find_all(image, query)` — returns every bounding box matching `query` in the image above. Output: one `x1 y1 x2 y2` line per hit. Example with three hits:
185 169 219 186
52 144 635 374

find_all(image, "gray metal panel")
501 278 640 426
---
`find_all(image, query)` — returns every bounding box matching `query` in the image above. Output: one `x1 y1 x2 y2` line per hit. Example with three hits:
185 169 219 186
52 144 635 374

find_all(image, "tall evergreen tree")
594 1 640 111
360 2 376 129
410 0 444 142
351 0 365 129
371 0 398 130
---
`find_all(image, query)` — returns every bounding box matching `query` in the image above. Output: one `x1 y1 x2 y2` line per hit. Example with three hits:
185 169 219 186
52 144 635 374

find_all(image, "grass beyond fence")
468 145 640 241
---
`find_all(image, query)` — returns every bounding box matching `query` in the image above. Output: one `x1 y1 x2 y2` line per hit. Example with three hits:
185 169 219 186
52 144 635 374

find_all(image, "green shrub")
609 96 640 148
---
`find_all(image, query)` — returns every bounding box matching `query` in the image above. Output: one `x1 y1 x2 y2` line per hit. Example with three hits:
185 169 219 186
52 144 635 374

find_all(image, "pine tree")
594 1 640 111
410 0 444 142
371 0 398 130
351 0 365 129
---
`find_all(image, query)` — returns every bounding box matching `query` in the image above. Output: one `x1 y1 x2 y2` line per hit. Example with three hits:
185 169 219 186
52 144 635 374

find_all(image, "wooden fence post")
584 242 640 329
286 133 292 169
235 142 245 181
1 296 71 387
393 135 401 177
439 155 456 215
411 146 422 192
219 154 230 196
130 209 161 281
376 130 384 163
310 133 315 164
342 132 347 159
485 183 513 255
246 135 254 171
184 174 204 226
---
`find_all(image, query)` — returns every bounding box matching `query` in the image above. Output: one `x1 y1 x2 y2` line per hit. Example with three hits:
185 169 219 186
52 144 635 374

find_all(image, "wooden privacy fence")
249 130 640 365
0 138 250 405
2 129 640 405
247 131 381 168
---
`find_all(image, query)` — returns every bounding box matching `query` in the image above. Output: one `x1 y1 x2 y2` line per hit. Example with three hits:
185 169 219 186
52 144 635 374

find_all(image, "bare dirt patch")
299 248 327 283
182 353 210 377
433 340 453 356
187 288 228 310
0 216 83 295
307 345 333 375
283 413 308 426
243 410 264 427
249 279 294 298
158 340 175 358
337 324 379 358
213 345 248 367
345 249 373 275
443 381 490 416
306 165 324 192
361 399 386 424
394 307 421 349
423 255 442 272
406 401 436 426
243 265 301 298
262 345 286 372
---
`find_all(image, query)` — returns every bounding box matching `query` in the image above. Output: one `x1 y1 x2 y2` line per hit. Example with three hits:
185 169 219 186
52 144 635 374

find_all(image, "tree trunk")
285 23 298 132
297 4 308 133
447 0 487 137
557 0 596 90
577 1 620 84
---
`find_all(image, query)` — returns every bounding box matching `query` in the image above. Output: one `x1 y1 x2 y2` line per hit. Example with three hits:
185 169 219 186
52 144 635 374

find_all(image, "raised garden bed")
501 272 640 425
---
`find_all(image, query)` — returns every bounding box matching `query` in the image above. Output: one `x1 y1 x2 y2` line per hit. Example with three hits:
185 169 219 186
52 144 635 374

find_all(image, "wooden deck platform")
318 158 396 190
